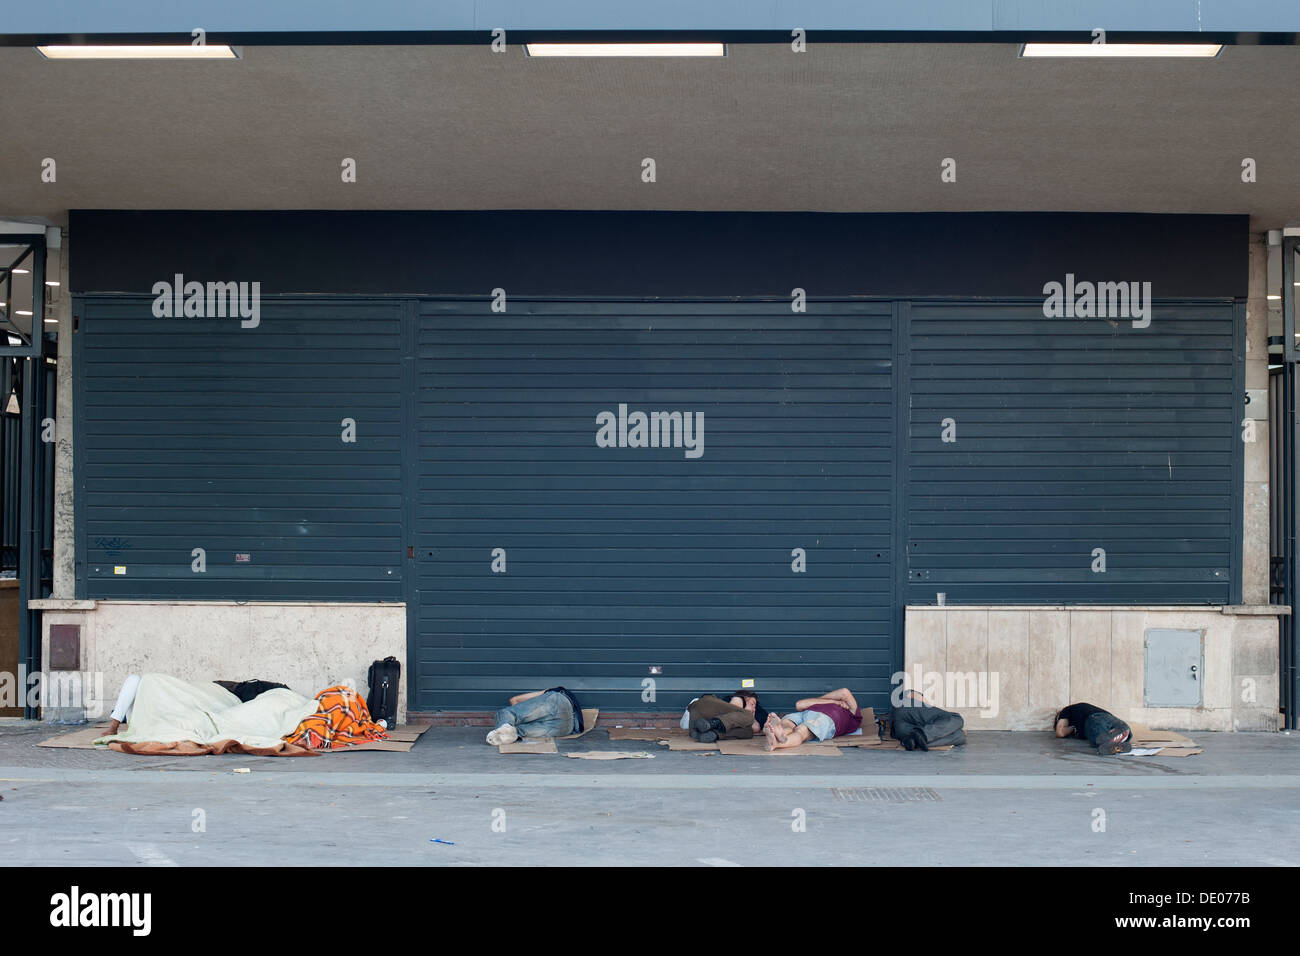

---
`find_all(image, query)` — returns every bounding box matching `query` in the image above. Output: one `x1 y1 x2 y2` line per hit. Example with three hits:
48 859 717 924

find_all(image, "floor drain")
831 787 940 803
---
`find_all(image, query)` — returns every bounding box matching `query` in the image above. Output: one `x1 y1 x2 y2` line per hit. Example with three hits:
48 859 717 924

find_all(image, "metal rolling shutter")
414 299 897 712
76 296 405 600
904 300 1239 604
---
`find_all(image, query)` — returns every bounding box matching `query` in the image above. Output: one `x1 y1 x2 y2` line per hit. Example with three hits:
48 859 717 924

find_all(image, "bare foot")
765 714 787 743
764 726 777 751
106 719 121 735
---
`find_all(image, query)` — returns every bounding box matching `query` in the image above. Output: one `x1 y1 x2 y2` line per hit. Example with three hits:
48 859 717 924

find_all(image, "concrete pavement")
2 721 1297 866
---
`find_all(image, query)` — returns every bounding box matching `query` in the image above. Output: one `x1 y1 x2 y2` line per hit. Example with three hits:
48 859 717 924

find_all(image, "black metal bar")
41 343 57 596
18 239 45 719
1286 238 1300 729
1286 364 1296 729
0 358 10 570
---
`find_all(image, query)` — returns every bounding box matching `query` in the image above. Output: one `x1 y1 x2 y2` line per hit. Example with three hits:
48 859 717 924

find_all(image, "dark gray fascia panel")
6 0 1300 36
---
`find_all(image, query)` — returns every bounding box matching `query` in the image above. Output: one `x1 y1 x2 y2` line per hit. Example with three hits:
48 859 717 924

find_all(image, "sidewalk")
2 721 1298 866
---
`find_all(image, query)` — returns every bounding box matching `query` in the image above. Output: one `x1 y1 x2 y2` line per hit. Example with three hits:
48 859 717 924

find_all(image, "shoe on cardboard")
486 724 518 746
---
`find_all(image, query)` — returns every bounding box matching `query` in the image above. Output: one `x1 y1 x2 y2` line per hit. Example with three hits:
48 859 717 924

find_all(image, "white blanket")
96 674 319 749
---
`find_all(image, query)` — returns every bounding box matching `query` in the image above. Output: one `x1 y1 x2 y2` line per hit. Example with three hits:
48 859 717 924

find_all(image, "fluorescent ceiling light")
1268 294 1282 300
37 44 239 60
16 310 33 316
45 280 59 287
526 42 725 57
1021 42 1221 58
12 268 28 274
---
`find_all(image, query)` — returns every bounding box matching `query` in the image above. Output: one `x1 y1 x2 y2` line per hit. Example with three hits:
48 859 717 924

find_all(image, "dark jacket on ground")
890 699 966 750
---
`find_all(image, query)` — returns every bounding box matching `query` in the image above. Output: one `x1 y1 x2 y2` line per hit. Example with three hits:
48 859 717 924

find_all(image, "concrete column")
1242 233 1269 605
52 227 75 598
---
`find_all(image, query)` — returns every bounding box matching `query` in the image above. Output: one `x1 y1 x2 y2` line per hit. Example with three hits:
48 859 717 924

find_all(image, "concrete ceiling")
1 42 1298 227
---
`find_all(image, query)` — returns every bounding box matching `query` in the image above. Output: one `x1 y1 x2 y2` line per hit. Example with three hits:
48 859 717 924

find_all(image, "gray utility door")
412 299 898 713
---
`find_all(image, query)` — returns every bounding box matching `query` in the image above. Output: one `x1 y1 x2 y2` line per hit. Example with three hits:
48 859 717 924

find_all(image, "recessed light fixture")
37 44 239 60
1021 43 1221 58
44 318 58 324
525 42 725 57
12 268 29 274
1268 294 1282 300
45 280 60 287
16 310 33 316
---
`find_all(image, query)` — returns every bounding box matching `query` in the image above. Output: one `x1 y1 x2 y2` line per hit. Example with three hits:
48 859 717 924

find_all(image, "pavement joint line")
0 768 1296 790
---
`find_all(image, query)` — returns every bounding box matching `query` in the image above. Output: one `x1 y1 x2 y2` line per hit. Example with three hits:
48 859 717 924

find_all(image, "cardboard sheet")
715 738 843 757
498 738 558 754
320 738 413 753
383 723 432 742
1128 723 1197 747
36 724 110 749
561 709 600 738
38 721 424 754
829 736 902 749
662 737 721 751
563 750 654 760
1119 746 1203 758
608 726 682 741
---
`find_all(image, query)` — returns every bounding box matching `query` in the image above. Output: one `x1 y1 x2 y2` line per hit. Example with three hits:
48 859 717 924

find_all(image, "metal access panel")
413 299 898 714
1144 628 1203 707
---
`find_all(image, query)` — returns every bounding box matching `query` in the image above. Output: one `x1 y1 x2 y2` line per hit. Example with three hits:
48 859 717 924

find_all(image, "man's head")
729 690 759 713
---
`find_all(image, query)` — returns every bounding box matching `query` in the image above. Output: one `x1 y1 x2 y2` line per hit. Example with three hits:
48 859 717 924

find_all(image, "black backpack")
366 656 400 728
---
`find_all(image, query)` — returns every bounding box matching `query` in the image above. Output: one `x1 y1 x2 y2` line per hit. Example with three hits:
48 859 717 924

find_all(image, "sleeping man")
1054 701 1133 755
486 687 586 745
763 687 863 751
685 689 767 742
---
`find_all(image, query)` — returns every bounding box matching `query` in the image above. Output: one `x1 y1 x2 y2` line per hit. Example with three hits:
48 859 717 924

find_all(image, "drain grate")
831 787 941 803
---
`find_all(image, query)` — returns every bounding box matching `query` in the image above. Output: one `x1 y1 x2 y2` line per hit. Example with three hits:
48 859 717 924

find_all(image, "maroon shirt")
807 703 862 738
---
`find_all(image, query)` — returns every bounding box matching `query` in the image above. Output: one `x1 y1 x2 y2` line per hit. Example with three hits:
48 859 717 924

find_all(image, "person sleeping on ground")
685 689 768 742
1054 701 1133 755
105 673 289 735
487 686 586 745
97 674 386 755
763 687 863 751
890 688 966 751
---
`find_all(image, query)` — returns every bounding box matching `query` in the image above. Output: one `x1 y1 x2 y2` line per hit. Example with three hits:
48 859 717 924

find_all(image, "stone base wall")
904 605 1282 732
35 601 406 724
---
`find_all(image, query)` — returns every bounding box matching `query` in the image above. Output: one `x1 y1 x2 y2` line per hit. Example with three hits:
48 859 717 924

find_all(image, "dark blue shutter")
414 299 898 712
904 301 1238 604
76 296 405 600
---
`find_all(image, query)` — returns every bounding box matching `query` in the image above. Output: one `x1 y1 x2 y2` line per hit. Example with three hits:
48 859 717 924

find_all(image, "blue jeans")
783 710 837 741
494 691 575 738
1083 711 1132 750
